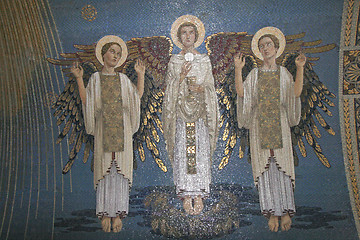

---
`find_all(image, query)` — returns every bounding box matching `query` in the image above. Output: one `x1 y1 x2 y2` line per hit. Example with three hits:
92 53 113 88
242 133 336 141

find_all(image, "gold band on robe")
258 69 283 149
101 73 124 152
186 122 197 174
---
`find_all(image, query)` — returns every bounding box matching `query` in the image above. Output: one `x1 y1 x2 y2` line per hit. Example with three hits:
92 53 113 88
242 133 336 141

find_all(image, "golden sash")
258 69 283 149
100 73 124 152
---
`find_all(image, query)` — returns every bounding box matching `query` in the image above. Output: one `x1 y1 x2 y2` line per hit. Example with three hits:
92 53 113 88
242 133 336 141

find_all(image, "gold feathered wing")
206 32 256 169
123 36 172 172
47 44 99 173
206 32 336 169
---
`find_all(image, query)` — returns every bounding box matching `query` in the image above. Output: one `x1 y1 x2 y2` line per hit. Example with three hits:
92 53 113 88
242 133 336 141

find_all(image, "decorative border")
340 1 360 239
343 50 360 95
344 0 355 46
344 99 360 215
355 99 360 159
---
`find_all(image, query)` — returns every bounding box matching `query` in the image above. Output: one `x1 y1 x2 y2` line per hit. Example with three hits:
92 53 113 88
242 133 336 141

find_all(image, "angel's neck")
261 59 277 70
180 47 199 55
101 66 116 75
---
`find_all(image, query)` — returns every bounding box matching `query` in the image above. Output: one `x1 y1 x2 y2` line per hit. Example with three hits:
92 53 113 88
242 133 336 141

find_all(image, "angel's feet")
192 196 204 215
268 215 279 232
101 216 111 232
112 216 123 233
183 196 194 215
280 213 291 232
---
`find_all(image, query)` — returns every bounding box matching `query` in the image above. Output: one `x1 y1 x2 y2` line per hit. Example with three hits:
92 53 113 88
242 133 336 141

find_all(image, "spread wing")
47 44 99 173
206 32 256 169
282 53 336 167
123 36 172 172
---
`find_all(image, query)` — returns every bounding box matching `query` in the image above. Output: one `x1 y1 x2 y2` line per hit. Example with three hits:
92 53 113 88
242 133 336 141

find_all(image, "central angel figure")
162 15 220 215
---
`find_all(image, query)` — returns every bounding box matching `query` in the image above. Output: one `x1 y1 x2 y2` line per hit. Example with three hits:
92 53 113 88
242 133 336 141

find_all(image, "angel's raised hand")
295 53 307 68
234 53 246 70
135 58 146 76
70 62 83 78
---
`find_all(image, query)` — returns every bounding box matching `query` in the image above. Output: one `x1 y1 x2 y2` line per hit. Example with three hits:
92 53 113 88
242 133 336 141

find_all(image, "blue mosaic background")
16 0 355 239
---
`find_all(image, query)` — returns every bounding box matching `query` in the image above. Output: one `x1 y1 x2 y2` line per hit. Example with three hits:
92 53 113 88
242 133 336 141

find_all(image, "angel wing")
123 36 173 172
206 31 336 169
282 53 336 167
48 36 173 174
206 32 256 169
47 44 100 173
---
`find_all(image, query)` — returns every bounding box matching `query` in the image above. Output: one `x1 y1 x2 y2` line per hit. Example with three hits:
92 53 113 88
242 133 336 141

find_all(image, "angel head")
171 15 205 49
251 27 285 61
258 34 280 61
95 35 128 68
177 22 199 48
101 42 122 68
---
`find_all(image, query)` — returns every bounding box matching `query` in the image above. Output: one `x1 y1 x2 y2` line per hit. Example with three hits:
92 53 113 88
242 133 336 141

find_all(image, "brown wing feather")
282 50 335 168
124 36 172 89
47 44 99 174
121 37 171 172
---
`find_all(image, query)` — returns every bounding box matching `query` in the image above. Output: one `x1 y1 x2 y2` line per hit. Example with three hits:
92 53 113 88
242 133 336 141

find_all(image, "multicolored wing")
122 36 172 172
123 36 173 90
282 52 336 168
47 43 99 173
206 32 254 84
205 32 256 169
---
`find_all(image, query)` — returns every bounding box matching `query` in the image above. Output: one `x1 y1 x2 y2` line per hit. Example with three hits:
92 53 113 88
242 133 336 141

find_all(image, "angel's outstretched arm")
71 62 86 103
234 53 246 97
294 53 306 97
135 59 146 98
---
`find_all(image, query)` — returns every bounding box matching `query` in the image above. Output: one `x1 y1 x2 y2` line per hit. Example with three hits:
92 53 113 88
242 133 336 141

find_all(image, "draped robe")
163 54 219 197
83 72 141 189
237 66 301 185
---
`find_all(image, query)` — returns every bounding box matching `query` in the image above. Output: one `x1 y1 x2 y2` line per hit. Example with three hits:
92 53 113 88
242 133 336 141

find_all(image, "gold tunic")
100 73 124 152
257 69 283 149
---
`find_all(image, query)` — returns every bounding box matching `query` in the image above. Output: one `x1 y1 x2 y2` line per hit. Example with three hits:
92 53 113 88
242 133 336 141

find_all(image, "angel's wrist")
136 71 145 76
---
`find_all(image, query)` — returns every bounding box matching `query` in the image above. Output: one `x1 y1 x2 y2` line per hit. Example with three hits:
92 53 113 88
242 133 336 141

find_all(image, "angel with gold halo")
162 15 220 215
234 27 335 232
50 35 145 233
48 14 336 230
235 27 300 232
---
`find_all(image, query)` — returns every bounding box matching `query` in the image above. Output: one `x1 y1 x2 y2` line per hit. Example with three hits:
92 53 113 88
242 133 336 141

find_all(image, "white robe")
237 66 301 185
163 54 219 197
82 72 141 189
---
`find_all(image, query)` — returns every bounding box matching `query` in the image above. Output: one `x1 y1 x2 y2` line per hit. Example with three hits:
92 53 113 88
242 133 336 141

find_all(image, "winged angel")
48 15 335 233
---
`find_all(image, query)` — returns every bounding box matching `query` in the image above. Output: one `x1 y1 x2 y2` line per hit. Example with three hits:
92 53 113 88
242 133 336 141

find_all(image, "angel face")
259 36 278 61
179 25 197 49
102 43 122 68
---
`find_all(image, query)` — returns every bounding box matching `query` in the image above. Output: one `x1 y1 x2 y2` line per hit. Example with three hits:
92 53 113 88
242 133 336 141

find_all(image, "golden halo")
95 35 128 68
251 26 286 60
170 15 205 49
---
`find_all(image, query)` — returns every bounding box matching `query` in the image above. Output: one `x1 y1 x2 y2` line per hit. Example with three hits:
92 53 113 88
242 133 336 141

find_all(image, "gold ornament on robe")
186 122 197 174
101 73 124 152
257 69 283 149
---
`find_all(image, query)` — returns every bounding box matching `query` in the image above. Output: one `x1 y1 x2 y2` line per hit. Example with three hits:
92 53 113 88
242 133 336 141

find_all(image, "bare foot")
192 196 204 215
281 213 291 231
112 216 123 232
101 216 111 232
268 215 279 232
183 196 194 215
